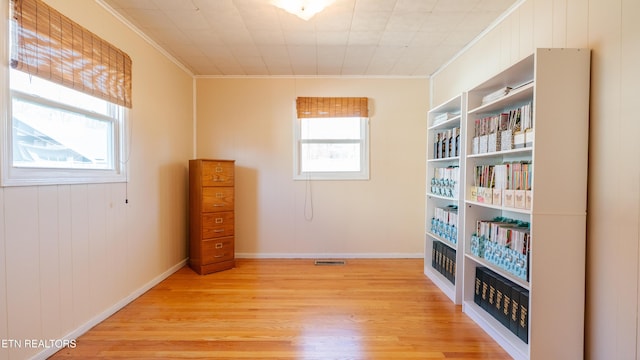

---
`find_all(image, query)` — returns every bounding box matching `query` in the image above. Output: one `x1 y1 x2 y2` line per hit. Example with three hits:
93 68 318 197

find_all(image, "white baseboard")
236 252 423 259
31 258 188 360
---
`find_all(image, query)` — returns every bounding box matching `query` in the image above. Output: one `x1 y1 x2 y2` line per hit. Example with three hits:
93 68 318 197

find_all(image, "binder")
431 241 437 269
488 272 496 317
474 267 483 306
481 268 490 310
446 247 454 283
494 276 504 322
435 241 442 274
501 279 514 327
443 246 450 280
510 286 521 335
518 288 529 343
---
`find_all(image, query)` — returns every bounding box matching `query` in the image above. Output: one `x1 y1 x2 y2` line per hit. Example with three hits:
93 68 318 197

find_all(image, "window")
4 69 127 185
3 0 132 186
293 97 369 180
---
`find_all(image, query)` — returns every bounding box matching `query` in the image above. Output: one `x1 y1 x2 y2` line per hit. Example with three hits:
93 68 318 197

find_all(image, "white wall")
196 77 428 258
0 1 194 359
431 0 640 358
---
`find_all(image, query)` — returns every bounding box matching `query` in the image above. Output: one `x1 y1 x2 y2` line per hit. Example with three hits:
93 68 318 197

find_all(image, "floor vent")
314 259 347 266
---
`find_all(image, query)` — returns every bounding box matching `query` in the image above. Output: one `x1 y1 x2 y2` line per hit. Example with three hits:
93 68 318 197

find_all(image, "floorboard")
50 259 511 359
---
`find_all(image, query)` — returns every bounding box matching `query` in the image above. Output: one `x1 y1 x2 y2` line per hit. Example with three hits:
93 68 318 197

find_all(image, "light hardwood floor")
50 259 511 359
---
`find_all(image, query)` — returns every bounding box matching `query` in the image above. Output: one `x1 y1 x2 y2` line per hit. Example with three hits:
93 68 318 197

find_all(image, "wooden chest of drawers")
189 159 235 274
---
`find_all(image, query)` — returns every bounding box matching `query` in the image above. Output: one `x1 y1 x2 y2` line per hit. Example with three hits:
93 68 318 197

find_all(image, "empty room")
0 0 638 359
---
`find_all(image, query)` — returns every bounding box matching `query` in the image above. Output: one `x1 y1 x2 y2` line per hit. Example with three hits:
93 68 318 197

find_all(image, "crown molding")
95 0 195 77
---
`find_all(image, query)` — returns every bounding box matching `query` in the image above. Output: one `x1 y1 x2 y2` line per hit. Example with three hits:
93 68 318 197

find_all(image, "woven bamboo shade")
10 0 133 108
296 97 368 118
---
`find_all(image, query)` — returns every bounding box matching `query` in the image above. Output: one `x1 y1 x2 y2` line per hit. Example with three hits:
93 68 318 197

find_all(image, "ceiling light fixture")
271 0 335 21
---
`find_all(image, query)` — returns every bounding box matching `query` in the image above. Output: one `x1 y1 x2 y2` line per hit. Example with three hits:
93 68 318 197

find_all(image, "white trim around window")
1 72 129 187
293 116 370 181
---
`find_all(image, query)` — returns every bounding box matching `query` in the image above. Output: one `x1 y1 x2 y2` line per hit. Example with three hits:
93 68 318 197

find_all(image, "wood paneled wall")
0 0 194 358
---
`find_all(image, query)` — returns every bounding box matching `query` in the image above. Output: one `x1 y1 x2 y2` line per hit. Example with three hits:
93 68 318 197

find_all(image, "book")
482 87 512 104
442 131 448 158
454 127 460 156
432 112 459 126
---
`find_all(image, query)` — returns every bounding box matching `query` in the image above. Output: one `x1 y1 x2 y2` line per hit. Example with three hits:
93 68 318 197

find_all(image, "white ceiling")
99 0 519 77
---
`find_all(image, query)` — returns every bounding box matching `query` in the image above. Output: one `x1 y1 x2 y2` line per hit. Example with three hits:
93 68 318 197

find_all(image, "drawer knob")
215 218 224 224
215 243 223 249
214 229 224 233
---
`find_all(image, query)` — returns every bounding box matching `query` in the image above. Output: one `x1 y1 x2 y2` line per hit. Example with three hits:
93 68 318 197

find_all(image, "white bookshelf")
461 48 590 360
424 94 465 304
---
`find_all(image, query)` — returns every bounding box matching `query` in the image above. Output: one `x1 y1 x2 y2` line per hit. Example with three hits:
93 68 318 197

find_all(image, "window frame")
1 0 130 187
1 69 129 187
293 115 370 181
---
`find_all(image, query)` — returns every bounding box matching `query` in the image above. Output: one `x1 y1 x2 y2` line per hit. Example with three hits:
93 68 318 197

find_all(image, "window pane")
301 143 361 172
12 97 113 169
10 69 111 116
300 117 361 140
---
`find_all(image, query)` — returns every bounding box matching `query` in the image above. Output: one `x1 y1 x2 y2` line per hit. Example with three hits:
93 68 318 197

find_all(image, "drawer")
202 187 234 212
201 161 234 187
202 237 234 264
202 212 234 239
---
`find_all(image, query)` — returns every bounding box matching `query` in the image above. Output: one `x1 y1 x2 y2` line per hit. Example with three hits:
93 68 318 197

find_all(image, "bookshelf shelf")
427 156 460 163
424 94 465 305
461 48 590 360
464 252 530 290
468 83 535 115
426 231 457 250
428 115 462 131
465 200 532 215
466 148 531 160
426 193 457 201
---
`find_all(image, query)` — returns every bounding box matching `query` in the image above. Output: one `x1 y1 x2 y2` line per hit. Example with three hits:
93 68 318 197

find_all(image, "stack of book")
471 102 534 154
500 102 533 151
433 127 460 159
432 241 456 284
472 113 508 154
431 205 458 244
469 162 532 210
481 87 512 104
430 166 459 198
432 111 460 127
503 162 533 209
469 217 530 281
474 266 529 343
